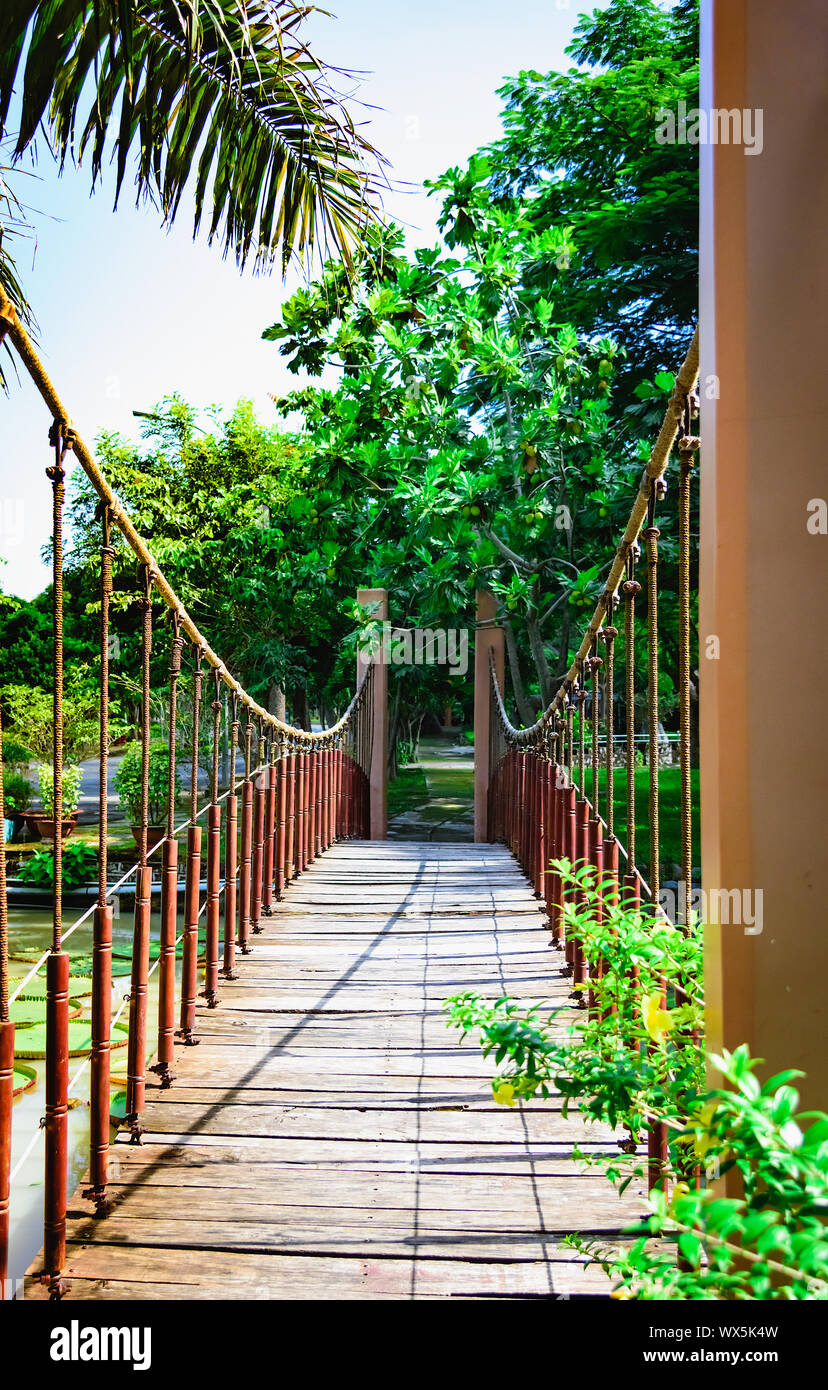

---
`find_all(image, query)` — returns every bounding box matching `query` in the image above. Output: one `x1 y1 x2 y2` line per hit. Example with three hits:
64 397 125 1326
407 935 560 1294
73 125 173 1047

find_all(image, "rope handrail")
0 280 367 747
489 325 699 747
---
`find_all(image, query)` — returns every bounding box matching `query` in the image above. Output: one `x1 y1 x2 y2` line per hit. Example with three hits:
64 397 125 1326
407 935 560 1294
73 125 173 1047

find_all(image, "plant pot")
130 824 166 851
20 813 42 842
4 810 30 842
31 812 79 842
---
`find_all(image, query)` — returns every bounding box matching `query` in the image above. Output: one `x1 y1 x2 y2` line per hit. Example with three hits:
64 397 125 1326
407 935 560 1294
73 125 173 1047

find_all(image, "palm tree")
0 2 386 375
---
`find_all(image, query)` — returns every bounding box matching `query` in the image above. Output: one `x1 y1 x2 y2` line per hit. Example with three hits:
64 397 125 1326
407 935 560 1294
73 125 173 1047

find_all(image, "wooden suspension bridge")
0 285 696 1301
23 842 646 1301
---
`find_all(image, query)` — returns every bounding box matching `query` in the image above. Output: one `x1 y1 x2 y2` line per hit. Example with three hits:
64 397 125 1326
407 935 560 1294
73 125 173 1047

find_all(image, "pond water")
7 900 179 1296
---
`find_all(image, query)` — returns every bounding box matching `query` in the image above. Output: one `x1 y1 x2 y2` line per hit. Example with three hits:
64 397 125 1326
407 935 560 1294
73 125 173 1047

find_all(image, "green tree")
481 0 698 402
65 396 356 721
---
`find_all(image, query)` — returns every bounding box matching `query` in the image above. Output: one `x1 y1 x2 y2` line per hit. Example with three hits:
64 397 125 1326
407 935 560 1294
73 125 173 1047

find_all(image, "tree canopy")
2 0 700 757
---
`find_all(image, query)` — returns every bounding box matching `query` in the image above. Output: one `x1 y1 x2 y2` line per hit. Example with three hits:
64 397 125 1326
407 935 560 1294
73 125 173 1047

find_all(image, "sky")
0 0 598 600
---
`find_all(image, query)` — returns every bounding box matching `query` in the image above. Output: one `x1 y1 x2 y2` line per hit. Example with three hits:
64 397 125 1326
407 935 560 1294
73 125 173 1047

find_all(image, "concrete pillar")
356 588 388 840
474 591 505 842
700 0 828 1108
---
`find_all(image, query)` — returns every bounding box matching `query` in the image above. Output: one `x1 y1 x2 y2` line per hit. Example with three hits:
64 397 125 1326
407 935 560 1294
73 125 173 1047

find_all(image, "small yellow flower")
610 1286 633 1300
641 991 676 1045
667 1181 691 1217
493 1082 517 1107
688 1101 722 1163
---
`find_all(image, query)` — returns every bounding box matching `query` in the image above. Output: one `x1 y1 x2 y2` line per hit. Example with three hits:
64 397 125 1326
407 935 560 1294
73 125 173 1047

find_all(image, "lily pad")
12 1063 37 1097
109 1090 128 1123
14 1019 129 1060
113 938 185 963
9 997 84 1026
33 954 132 981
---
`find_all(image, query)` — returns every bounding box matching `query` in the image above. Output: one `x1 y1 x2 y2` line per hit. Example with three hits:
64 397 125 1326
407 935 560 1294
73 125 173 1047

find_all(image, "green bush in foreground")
445 861 828 1300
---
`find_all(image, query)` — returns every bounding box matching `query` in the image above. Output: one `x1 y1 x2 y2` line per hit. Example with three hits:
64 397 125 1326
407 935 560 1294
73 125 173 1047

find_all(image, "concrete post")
474 591 505 842
700 0 828 1109
356 587 388 840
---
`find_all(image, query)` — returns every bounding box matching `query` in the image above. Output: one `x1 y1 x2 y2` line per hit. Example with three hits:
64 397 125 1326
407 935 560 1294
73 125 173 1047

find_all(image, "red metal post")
301 751 311 870
126 864 152 1135
602 835 620 1020
179 824 202 1035
284 752 296 882
263 757 277 916
572 799 590 999
238 778 253 952
323 747 331 850
251 768 266 934
152 839 177 1083
308 751 318 864
534 757 546 898
85 902 113 1204
0 1018 12 1298
588 817 604 1015
333 747 341 838
223 790 238 978
276 753 287 899
204 803 221 1004
43 949 69 1292
298 756 308 872
562 784 577 974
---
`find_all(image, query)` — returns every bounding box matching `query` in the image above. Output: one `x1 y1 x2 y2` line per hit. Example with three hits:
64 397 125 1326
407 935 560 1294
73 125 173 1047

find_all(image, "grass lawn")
577 766 700 881
388 765 428 819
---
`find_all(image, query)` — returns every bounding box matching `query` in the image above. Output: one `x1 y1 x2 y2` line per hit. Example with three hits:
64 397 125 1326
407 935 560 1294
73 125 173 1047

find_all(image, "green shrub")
115 739 177 825
2 735 33 765
3 768 33 812
37 762 83 817
445 863 828 1300
18 842 98 891
396 739 414 767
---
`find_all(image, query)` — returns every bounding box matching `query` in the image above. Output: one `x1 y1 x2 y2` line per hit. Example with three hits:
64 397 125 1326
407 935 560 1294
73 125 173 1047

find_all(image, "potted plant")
3 768 34 841
115 740 177 850
31 763 84 841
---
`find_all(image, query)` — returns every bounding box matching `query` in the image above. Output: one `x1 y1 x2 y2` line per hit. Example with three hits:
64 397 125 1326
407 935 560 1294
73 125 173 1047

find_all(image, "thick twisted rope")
98 504 113 904
47 423 74 950
166 618 183 836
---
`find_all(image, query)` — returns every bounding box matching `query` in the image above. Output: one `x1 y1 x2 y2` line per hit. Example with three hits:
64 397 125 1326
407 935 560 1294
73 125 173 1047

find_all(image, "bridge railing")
0 283 374 1297
486 327 700 1191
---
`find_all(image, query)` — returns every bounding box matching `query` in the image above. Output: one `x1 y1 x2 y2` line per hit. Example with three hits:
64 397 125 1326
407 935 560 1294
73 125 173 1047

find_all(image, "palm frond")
0 1 387 274
0 155 39 387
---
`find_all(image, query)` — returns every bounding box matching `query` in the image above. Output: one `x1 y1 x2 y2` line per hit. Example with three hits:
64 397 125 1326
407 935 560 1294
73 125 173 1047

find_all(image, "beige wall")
700 1 828 1108
356 588 388 839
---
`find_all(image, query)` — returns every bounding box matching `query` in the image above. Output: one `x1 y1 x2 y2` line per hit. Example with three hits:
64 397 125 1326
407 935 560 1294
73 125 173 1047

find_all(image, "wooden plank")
27 1247 617 1299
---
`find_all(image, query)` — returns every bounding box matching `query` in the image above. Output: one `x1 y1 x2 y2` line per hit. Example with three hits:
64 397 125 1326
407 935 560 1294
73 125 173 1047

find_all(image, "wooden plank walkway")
25 842 647 1300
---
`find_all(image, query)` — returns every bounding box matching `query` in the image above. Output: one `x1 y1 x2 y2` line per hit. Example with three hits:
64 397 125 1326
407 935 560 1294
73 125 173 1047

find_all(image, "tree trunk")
553 610 571 683
293 690 310 733
525 611 553 709
268 681 286 722
387 680 403 779
503 619 535 726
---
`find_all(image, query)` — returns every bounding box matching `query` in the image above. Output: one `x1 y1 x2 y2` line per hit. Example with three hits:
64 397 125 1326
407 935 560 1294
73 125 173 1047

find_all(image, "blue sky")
0 0 599 599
